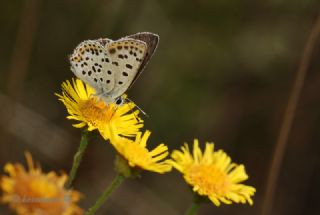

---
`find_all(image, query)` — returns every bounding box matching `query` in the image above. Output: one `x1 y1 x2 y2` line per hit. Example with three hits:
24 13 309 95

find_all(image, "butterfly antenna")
125 97 149 117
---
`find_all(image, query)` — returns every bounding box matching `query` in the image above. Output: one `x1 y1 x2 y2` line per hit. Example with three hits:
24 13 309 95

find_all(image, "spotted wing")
125 32 159 87
70 40 115 94
103 39 148 100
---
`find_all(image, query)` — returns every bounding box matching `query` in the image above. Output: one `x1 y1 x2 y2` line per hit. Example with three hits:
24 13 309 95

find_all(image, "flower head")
110 130 172 175
55 78 143 139
0 152 83 215
170 140 256 206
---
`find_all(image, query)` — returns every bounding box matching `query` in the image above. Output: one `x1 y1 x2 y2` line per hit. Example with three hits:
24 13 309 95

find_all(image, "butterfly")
69 32 159 105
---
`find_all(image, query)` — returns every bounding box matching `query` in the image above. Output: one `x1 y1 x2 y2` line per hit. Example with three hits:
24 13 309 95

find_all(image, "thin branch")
261 14 320 215
65 130 90 189
6 0 41 99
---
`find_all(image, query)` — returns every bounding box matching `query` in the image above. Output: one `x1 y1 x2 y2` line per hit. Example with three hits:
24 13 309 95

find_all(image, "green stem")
65 130 89 189
86 174 125 215
185 201 201 215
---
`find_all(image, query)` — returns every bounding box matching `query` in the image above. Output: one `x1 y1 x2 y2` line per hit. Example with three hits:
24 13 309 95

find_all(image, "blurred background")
1 0 320 214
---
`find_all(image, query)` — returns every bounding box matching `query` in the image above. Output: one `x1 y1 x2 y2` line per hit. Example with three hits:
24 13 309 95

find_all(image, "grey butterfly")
69 32 159 105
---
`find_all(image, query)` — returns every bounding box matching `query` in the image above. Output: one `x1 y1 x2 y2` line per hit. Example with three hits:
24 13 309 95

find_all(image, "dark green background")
0 0 320 214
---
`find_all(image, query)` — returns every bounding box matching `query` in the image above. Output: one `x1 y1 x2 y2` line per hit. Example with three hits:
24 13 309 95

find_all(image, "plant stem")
185 201 201 215
261 14 320 215
86 174 125 215
65 130 89 189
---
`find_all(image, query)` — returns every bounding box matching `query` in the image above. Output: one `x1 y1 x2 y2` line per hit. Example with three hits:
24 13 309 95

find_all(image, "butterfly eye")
115 97 124 106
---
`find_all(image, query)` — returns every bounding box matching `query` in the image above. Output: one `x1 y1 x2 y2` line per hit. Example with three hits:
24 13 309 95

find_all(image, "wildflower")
110 130 172 175
0 152 83 215
170 140 256 206
55 78 143 139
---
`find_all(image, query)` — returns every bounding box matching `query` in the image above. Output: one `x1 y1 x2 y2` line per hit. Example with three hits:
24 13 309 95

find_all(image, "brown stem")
261 14 320 215
6 0 41 99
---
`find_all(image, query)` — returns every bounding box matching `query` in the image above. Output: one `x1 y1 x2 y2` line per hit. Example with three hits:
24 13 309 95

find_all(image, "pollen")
186 164 230 196
78 98 113 127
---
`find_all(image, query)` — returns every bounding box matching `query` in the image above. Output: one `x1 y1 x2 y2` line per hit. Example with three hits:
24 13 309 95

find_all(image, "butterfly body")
70 32 159 104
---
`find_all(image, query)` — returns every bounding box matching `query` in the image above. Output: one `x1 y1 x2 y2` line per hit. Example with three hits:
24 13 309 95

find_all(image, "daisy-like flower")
110 130 172 175
170 140 256 206
55 78 143 140
0 152 83 215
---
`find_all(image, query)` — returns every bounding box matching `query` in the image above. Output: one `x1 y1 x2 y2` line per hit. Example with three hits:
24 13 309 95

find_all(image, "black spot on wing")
126 64 133 69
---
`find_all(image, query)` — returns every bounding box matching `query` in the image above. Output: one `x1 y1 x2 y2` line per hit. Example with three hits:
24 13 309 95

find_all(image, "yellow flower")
170 140 256 206
55 78 143 140
0 152 83 215
110 130 172 174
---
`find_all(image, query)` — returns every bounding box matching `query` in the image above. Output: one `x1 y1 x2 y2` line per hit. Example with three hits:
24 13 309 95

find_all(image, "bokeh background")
1 0 320 214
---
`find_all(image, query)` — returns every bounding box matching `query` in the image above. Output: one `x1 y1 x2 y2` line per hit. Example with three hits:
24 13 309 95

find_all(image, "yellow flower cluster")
54 78 256 207
55 79 172 174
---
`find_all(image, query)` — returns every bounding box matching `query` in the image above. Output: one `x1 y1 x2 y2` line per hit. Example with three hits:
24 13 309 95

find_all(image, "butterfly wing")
103 38 148 100
70 40 115 94
70 32 159 103
125 32 159 88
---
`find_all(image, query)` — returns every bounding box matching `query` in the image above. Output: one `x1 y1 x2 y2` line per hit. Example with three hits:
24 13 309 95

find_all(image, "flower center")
29 177 58 197
79 98 114 126
186 164 230 196
14 174 67 213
